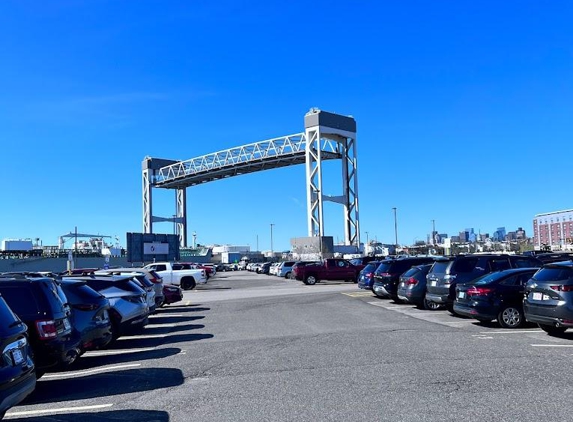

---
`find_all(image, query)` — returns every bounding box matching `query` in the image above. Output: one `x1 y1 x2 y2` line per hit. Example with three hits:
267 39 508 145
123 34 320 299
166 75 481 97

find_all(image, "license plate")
431 281 437 286
532 292 543 300
11 348 24 366
63 318 71 330
458 291 466 299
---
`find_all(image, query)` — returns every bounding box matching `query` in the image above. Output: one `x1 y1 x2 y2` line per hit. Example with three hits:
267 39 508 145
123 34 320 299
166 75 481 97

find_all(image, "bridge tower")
304 109 359 246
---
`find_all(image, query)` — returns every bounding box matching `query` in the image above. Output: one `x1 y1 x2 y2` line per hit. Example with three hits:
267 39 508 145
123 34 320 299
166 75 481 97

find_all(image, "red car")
162 284 183 306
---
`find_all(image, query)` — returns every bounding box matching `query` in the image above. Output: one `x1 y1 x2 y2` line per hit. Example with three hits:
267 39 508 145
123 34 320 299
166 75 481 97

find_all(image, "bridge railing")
155 134 341 184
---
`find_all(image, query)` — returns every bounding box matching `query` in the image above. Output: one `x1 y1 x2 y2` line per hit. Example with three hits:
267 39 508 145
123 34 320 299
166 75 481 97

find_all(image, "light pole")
392 207 398 249
365 231 369 245
270 223 275 257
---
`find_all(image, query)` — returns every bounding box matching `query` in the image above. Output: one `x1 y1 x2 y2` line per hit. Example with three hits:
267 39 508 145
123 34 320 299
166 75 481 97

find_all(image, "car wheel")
285 272 291 279
538 323 567 336
181 277 196 290
305 275 317 285
423 298 441 310
498 306 524 328
373 289 386 299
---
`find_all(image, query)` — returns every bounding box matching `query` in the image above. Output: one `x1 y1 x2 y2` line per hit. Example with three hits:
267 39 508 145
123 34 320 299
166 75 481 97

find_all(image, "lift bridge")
142 108 360 248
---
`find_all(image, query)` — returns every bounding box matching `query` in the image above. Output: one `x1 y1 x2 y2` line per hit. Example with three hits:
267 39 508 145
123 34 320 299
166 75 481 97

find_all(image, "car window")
499 275 520 286
533 267 573 282
172 264 183 270
451 258 478 273
0 295 20 326
429 261 452 274
401 267 418 278
512 258 542 268
375 262 393 274
0 286 40 315
489 258 511 272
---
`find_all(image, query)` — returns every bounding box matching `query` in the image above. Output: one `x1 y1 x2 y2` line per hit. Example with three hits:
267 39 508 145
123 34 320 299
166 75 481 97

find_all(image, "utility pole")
392 207 398 249
270 223 275 257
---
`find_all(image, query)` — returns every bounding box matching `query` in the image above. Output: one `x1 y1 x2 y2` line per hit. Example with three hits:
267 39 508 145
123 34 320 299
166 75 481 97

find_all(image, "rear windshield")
363 262 380 273
0 295 20 327
61 282 104 303
375 262 393 274
451 258 479 273
429 261 451 274
42 279 69 314
533 267 573 282
401 267 419 278
0 285 40 316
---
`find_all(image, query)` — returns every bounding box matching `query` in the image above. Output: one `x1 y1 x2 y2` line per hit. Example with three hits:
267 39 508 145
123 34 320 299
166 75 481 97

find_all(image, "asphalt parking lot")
6 271 573 421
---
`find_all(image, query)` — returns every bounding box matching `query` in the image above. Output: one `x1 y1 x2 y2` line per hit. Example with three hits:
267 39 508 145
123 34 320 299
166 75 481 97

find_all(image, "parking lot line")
41 364 141 379
480 330 544 334
150 313 185 317
5 404 113 418
531 344 573 348
117 333 170 340
342 292 374 297
84 347 156 356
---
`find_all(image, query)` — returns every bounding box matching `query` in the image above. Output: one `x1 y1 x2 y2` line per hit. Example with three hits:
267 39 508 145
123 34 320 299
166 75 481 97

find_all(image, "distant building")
533 209 573 250
492 227 506 242
515 227 526 240
450 236 461 243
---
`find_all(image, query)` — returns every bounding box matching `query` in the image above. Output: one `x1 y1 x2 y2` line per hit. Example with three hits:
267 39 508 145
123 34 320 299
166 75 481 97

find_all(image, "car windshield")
473 272 506 285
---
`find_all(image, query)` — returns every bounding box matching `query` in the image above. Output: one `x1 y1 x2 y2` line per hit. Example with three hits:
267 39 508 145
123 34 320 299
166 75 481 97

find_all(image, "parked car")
0 293 36 419
162 284 183 306
396 263 437 309
59 279 113 352
293 259 360 285
425 254 543 313
143 262 206 290
453 268 539 327
0 275 81 374
259 262 273 275
95 269 162 310
372 257 437 300
357 261 384 290
349 256 383 273
277 261 296 279
62 275 149 339
524 261 573 335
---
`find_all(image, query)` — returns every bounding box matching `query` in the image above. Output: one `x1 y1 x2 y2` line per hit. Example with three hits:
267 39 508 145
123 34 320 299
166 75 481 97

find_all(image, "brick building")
533 209 573 251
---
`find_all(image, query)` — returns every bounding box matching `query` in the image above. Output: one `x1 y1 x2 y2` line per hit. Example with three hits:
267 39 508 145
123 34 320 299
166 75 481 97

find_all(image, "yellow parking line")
342 292 374 297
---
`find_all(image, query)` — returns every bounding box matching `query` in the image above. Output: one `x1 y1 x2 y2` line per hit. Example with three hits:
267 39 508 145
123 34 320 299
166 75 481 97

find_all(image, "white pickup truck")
143 262 207 290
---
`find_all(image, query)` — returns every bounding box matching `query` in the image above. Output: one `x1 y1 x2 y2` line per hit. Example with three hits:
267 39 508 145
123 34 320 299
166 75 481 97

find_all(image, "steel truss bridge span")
142 108 359 249
153 134 342 189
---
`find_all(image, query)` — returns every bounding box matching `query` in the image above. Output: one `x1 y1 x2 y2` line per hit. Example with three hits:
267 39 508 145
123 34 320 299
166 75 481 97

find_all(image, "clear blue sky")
1 1 572 251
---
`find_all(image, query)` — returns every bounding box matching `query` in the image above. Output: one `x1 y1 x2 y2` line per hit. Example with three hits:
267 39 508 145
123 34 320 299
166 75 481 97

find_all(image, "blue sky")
1 1 572 252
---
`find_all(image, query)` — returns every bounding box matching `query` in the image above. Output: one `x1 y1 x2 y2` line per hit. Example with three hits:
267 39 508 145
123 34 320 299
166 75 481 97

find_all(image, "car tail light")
149 277 162 284
406 277 418 286
365 272 373 278
72 303 99 311
550 285 573 292
36 320 58 340
467 286 493 296
379 272 391 277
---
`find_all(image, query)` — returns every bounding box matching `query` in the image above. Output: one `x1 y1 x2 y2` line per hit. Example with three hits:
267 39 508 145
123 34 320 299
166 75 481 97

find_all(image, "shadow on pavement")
141 323 205 336
157 306 211 313
111 332 214 349
6 409 170 421
148 315 205 324
23 368 185 404
60 347 182 370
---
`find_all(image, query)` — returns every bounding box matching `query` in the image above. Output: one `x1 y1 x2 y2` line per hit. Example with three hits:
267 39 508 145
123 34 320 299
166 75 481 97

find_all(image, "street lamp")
392 207 398 249
270 223 275 256
365 231 369 245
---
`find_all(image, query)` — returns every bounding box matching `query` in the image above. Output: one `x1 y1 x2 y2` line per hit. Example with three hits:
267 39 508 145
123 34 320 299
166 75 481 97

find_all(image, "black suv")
372 257 438 300
425 254 543 312
0 276 81 375
524 261 573 336
0 294 36 419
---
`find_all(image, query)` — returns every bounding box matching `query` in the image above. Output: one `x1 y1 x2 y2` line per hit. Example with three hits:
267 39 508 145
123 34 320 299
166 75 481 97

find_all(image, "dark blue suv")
0 294 36 419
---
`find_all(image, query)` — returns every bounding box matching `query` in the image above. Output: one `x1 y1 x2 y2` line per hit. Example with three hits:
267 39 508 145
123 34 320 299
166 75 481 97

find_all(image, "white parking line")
144 323 179 328
480 330 544 334
84 347 156 356
367 301 476 327
41 364 141 379
5 404 113 418
531 344 573 348
150 314 185 318
117 333 170 340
